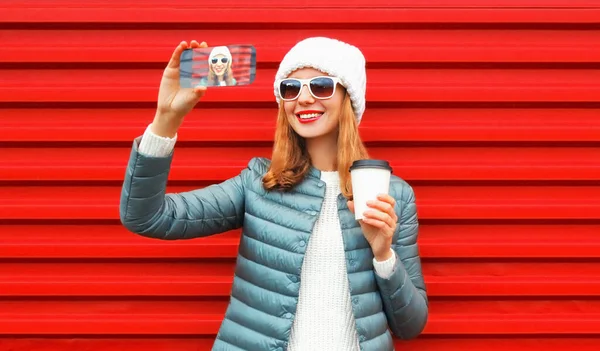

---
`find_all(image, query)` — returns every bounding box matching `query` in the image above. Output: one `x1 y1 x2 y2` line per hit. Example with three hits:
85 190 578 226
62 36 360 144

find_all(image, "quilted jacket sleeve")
374 181 428 339
119 136 247 240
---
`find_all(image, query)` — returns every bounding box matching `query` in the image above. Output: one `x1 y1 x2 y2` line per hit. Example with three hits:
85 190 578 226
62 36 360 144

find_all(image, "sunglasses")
277 76 342 101
211 57 229 64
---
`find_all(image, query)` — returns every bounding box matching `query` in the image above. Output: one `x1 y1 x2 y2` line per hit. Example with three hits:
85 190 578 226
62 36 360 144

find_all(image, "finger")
367 199 394 219
363 209 395 229
377 193 397 208
347 200 355 214
167 41 188 69
361 218 387 230
376 194 398 221
192 85 207 99
200 41 208 48
190 40 201 48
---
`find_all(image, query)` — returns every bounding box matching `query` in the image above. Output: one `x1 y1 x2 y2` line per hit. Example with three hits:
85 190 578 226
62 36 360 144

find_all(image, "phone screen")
179 44 256 88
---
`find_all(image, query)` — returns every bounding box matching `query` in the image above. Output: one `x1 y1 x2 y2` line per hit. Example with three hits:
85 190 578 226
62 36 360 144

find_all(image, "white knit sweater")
137 125 397 350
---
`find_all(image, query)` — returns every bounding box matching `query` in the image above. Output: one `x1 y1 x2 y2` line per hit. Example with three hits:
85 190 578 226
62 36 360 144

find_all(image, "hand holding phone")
179 44 257 88
151 40 208 138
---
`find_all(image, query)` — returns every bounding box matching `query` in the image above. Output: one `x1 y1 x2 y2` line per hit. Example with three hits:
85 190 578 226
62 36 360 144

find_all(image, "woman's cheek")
283 102 295 118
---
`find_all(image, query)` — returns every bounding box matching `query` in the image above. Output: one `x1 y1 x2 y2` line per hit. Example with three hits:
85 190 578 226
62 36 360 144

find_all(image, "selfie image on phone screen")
180 44 257 88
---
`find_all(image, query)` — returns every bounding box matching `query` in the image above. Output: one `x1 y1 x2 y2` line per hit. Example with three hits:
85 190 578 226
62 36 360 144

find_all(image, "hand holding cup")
347 160 397 261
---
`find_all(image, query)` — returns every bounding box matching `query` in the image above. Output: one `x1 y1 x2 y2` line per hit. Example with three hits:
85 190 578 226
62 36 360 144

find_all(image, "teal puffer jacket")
120 137 429 351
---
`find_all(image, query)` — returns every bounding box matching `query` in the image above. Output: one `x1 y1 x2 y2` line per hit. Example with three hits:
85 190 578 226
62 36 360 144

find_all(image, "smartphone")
179 44 257 88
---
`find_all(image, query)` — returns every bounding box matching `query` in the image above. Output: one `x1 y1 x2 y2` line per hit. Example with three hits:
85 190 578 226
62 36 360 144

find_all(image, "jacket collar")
308 165 321 179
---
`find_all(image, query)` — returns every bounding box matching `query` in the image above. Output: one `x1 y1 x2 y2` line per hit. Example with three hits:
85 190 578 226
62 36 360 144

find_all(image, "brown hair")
262 92 369 199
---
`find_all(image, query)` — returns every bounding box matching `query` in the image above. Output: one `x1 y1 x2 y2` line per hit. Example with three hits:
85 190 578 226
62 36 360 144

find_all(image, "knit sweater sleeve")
374 183 428 340
138 124 177 157
372 248 396 279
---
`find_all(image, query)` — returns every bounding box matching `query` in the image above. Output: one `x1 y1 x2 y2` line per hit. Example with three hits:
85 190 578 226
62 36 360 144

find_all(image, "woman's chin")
291 125 334 140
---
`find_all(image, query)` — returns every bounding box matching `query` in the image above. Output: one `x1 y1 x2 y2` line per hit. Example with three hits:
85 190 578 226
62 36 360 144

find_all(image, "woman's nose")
297 85 314 105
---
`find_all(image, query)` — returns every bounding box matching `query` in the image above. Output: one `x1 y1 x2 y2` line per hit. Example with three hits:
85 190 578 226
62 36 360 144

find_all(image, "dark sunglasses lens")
280 79 301 99
310 77 335 98
211 57 228 64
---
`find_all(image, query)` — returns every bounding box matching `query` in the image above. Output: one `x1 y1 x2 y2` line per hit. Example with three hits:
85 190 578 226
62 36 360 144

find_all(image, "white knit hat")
274 37 367 124
208 46 232 64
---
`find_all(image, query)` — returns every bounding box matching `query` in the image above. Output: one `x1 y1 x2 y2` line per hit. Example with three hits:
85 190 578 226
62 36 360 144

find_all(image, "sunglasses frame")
276 76 342 101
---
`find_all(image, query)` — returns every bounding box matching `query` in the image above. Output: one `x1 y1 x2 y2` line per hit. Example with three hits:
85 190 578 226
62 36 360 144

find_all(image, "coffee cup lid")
349 159 393 172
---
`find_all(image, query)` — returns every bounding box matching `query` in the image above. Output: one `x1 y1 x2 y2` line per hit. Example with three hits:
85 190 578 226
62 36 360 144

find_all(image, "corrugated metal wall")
1 1 600 350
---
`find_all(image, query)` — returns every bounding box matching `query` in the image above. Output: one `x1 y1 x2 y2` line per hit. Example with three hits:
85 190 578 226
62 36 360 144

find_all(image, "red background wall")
1 1 600 350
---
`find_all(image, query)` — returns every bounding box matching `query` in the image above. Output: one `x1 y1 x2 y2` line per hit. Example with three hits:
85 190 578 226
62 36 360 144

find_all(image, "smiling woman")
266 69 366 199
202 46 237 86
120 36 428 351
3 2 600 351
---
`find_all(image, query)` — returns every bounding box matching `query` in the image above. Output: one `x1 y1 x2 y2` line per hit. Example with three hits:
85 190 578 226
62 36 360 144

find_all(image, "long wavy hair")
262 91 369 199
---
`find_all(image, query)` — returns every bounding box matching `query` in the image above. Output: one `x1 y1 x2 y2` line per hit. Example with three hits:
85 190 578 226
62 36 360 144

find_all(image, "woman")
120 37 428 351
199 45 237 87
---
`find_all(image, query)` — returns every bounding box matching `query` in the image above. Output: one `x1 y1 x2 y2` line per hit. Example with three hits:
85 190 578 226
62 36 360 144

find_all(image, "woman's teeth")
298 113 323 119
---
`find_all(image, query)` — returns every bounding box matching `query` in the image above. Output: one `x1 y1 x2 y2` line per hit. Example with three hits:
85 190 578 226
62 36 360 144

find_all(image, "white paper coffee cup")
350 159 393 220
